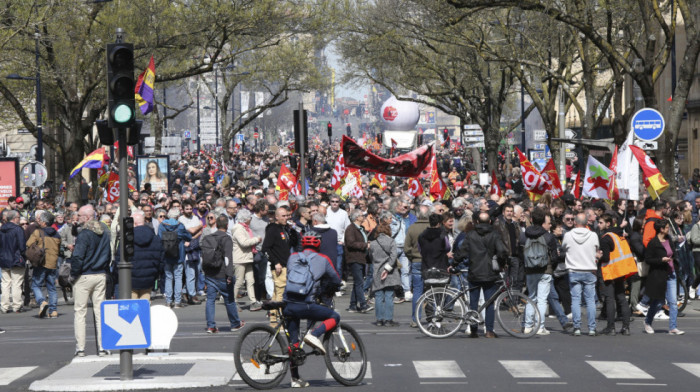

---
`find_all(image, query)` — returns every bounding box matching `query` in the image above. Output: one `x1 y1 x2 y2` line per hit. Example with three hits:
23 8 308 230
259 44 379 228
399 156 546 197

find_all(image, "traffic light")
443 128 449 140
106 43 135 128
293 109 308 154
346 124 352 137
327 122 333 139
122 216 135 260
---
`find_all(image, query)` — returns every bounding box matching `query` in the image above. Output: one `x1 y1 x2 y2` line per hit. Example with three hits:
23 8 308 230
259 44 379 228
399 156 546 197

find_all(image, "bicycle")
233 300 367 389
415 267 541 339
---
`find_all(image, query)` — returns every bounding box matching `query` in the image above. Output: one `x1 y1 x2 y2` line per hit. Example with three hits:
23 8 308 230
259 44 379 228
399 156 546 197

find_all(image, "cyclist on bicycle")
283 230 342 387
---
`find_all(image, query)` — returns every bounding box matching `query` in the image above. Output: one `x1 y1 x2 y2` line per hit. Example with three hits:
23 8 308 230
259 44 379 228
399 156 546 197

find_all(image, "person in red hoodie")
643 199 670 247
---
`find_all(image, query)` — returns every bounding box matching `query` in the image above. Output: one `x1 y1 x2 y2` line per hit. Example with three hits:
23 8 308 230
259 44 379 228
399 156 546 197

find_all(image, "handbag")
635 256 649 278
26 230 46 268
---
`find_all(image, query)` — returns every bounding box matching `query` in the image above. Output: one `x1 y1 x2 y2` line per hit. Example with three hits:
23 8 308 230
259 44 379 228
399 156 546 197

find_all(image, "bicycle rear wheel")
233 324 289 390
415 287 465 339
324 324 367 386
495 290 540 338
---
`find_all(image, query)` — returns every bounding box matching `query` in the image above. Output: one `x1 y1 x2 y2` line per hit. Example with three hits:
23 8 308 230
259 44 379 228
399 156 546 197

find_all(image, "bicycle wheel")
415 287 465 339
495 290 540 338
323 323 367 386
677 275 688 312
234 324 289 390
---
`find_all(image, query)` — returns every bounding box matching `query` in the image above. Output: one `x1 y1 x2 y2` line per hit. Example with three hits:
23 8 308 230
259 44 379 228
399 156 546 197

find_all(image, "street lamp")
6 31 43 163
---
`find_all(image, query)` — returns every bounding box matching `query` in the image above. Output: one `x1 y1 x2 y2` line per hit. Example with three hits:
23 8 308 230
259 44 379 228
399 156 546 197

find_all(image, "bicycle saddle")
261 300 286 311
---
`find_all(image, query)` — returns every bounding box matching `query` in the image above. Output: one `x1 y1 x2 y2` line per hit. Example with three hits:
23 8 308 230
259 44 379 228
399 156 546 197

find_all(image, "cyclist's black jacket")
454 223 508 282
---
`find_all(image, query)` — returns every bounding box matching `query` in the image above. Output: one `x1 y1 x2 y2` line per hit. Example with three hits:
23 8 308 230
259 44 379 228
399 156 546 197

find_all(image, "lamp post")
6 30 42 163
196 84 201 154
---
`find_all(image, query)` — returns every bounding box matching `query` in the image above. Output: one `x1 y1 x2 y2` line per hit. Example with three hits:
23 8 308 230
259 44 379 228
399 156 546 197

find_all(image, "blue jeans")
547 279 569 326
525 273 551 330
336 245 344 276
164 262 184 305
349 263 366 310
31 267 57 312
363 263 374 293
205 276 242 329
645 272 678 330
411 262 423 322
398 248 410 294
284 301 339 342
569 271 597 331
469 281 498 333
185 258 198 296
375 288 395 321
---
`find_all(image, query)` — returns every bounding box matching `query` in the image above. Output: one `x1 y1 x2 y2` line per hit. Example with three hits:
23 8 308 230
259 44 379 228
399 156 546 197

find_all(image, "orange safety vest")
601 232 637 281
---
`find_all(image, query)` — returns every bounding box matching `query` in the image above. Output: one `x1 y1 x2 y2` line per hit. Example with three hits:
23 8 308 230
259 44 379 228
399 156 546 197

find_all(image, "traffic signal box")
106 43 135 128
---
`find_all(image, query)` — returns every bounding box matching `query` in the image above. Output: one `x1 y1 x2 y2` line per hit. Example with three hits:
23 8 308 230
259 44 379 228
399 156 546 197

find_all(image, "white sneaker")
303 333 326 355
669 328 685 335
566 313 572 321
536 328 551 335
689 287 696 300
636 303 649 315
523 327 533 334
339 280 347 290
644 323 655 334
654 311 669 320
291 378 310 388
404 292 413 301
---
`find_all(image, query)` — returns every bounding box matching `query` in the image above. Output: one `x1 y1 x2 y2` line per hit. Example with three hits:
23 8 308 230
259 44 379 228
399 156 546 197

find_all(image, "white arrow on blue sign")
631 108 665 141
101 299 151 350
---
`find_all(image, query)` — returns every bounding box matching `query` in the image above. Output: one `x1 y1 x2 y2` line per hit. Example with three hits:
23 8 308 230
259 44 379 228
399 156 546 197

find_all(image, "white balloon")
380 96 420 131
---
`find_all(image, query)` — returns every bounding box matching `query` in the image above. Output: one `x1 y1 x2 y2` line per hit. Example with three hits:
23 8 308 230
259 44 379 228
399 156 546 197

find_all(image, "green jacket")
404 218 430 263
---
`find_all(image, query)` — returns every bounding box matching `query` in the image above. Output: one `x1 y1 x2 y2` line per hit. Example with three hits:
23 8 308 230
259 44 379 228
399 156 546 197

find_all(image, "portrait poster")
0 158 19 209
136 155 170 194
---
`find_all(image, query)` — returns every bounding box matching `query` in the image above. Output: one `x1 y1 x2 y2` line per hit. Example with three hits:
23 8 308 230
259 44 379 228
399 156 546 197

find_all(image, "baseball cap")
15 197 24 203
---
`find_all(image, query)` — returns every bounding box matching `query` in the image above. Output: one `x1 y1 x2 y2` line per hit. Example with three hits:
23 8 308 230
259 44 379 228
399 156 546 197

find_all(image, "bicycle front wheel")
324 323 367 386
495 290 540 338
416 287 465 339
234 324 289 390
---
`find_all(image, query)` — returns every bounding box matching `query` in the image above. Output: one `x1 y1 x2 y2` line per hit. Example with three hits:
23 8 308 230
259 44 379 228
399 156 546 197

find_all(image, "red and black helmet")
301 230 322 249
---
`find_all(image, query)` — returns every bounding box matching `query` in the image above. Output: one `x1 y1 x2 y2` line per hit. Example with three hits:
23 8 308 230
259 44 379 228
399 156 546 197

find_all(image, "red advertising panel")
0 158 20 209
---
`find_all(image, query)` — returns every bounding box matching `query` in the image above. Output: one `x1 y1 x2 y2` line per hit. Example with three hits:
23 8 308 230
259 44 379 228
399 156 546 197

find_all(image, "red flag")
105 173 135 202
390 138 397 157
331 152 348 190
515 147 547 201
113 142 134 159
573 170 583 199
541 159 564 199
490 169 502 197
629 145 669 199
342 135 434 177
370 173 387 190
429 153 450 201
407 178 425 199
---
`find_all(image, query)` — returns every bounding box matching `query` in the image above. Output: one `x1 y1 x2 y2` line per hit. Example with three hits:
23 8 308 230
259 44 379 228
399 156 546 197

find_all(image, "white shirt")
326 207 350 244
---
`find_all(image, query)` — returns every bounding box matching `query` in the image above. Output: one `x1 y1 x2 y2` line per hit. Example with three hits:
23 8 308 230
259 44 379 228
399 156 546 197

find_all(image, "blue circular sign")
631 108 665 141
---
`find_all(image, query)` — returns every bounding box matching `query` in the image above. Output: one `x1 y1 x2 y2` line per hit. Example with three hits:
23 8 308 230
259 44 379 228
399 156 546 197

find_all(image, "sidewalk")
29 352 235 391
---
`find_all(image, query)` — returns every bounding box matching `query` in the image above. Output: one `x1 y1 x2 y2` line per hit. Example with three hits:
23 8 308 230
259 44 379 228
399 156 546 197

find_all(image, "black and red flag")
342 135 434 177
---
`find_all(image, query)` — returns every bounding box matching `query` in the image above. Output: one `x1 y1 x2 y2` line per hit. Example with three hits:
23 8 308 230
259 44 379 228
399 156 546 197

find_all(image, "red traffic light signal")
327 122 333 138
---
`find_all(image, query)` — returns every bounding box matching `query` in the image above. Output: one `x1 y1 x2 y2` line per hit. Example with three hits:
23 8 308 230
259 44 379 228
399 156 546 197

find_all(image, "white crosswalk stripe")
413 360 466 378
499 360 560 378
674 363 700 378
586 361 654 379
0 366 37 386
325 361 372 379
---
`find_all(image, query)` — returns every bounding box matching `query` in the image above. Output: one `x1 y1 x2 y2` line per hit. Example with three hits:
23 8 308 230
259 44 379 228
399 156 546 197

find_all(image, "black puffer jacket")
418 227 450 274
455 224 508 283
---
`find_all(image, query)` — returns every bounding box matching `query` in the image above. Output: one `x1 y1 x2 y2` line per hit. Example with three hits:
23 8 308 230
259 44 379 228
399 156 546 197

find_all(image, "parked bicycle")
233 300 367 389
415 267 541 339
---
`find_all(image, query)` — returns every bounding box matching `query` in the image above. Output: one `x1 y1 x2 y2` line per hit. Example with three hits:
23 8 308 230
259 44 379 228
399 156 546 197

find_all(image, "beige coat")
27 228 61 270
231 223 258 264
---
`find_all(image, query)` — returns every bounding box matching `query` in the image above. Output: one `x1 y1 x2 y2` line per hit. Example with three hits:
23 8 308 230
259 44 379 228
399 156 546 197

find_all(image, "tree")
448 0 700 192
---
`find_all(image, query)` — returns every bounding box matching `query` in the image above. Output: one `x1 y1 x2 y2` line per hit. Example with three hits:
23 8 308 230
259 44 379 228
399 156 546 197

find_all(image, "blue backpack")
286 252 315 298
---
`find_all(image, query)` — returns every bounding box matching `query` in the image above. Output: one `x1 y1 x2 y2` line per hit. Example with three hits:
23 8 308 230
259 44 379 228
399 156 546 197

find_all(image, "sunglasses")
207 217 215 220
158 215 165 219
564 217 574 221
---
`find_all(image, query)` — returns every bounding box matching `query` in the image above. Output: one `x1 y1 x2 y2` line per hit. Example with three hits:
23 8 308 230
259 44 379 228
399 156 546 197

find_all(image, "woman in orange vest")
597 214 634 336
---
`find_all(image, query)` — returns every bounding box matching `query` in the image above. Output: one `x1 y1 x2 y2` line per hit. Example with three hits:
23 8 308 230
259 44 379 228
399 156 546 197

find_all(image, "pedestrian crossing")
0 366 37 386
232 359 700 385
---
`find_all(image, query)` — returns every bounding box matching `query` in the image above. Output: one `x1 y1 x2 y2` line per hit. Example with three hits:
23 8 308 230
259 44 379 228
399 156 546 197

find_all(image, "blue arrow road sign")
101 299 151 350
183 130 191 139
631 108 665 141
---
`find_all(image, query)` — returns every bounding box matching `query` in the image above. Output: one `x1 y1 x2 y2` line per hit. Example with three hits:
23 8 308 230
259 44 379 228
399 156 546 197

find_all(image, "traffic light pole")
117 127 133 380
298 102 306 197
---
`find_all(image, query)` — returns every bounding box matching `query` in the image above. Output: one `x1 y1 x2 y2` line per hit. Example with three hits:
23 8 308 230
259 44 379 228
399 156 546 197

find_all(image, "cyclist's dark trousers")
284 302 340 344
601 277 630 329
468 281 498 333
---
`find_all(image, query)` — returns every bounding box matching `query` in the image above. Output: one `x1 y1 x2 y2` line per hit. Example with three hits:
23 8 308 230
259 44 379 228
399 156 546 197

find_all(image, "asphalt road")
1 289 700 391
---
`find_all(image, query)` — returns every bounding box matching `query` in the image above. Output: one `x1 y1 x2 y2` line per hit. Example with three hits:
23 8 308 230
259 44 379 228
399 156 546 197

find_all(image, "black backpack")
201 234 225 273
161 229 179 259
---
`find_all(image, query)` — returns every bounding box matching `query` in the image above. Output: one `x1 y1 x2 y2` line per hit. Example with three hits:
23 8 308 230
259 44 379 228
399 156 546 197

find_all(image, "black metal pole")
215 68 219 148
35 27 43 163
117 127 133 380
196 86 201 154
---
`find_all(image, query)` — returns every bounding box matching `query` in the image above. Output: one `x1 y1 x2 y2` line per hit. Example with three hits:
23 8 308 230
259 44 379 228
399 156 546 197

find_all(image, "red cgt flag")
490 169 502 197
407 178 425 199
542 159 564 199
515 147 547 201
